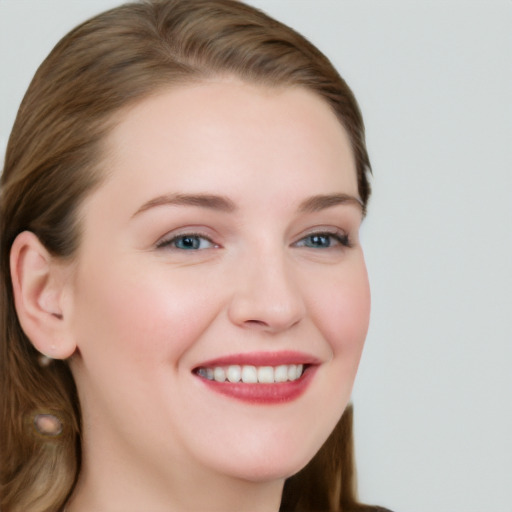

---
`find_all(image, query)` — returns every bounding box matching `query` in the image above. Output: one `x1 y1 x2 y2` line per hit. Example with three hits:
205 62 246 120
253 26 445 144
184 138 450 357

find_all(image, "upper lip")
194 350 321 369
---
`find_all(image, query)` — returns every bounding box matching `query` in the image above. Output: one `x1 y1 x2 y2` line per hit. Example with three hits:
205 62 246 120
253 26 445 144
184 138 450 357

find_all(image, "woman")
0 1 389 511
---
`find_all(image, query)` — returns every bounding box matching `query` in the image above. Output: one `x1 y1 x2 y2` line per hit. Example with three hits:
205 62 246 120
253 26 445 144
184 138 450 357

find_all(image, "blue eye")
296 232 350 249
157 234 215 250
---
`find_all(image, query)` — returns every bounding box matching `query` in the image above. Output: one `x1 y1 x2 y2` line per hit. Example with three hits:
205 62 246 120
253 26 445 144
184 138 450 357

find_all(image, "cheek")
71 266 222 369
312 259 371 360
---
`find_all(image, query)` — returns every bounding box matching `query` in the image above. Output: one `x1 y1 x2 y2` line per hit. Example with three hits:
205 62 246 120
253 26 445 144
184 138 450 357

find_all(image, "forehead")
89 80 358 218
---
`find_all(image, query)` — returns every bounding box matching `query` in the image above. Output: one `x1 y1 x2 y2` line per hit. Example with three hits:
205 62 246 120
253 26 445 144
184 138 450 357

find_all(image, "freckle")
34 414 63 436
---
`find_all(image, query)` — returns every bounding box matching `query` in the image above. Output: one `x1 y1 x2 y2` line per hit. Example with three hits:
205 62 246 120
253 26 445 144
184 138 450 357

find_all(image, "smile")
195 364 305 383
193 352 318 404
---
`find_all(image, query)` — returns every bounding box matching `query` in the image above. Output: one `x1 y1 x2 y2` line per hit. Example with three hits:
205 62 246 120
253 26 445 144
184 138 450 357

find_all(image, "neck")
66 431 284 512
68 471 283 512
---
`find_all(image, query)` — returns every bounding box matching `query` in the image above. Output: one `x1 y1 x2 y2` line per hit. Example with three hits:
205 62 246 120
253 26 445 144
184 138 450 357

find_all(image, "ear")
10 231 76 359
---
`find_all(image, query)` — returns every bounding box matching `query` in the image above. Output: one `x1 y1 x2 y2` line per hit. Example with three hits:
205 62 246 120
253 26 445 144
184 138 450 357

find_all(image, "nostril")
228 285 306 333
244 319 268 327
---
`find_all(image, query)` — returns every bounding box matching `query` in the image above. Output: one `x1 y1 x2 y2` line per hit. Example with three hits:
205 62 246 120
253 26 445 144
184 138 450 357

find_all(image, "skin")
57 80 371 511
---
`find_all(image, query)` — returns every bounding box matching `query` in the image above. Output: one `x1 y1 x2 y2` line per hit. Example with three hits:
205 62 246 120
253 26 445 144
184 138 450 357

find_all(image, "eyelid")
155 230 220 250
293 227 351 248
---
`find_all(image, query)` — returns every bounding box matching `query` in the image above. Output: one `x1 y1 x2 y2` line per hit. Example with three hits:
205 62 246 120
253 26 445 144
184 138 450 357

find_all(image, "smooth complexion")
60 80 371 511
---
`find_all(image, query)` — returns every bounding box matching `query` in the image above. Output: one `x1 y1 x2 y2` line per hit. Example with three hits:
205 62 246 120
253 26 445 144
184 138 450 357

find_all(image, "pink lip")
193 351 320 405
195 350 321 368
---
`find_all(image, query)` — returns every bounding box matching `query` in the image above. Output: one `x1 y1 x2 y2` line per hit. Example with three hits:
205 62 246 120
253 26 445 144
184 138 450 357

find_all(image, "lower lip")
195 366 317 404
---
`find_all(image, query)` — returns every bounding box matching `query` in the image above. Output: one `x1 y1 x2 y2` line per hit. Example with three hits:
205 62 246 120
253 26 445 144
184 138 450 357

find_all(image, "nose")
227 250 306 334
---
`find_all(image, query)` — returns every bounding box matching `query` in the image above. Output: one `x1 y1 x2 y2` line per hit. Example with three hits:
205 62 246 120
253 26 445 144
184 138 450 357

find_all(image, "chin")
209 438 322 484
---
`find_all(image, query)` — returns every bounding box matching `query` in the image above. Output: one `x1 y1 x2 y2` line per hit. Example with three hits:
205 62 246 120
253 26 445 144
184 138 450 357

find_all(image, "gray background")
1 1 511 511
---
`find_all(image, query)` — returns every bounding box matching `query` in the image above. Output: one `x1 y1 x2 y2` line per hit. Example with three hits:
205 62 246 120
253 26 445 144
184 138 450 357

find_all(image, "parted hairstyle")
0 1 375 511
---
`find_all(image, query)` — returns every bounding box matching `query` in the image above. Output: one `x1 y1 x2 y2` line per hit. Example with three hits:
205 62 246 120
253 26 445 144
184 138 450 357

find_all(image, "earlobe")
10 231 76 360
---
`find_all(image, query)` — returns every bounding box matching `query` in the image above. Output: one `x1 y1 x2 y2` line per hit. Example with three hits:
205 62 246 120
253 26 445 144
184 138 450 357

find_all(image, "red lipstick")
196 350 320 368
193 351 319 404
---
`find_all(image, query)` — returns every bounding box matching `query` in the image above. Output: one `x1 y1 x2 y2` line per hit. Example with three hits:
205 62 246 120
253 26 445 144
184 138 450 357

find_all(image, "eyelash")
156 232 217 251
294 231 351 250
156 230 351 251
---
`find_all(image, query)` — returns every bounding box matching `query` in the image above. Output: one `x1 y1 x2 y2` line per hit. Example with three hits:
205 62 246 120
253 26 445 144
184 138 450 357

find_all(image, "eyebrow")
132 193 237 217
298 193 365 216
132 192 364 217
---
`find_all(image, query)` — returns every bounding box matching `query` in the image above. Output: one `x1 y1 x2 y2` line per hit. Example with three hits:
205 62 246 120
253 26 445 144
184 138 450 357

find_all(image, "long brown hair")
0 1 372 511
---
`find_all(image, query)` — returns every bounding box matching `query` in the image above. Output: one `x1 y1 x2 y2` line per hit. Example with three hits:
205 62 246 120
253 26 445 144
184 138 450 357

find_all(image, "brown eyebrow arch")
132 193 237 217
298 194 365 216
133 192 364 218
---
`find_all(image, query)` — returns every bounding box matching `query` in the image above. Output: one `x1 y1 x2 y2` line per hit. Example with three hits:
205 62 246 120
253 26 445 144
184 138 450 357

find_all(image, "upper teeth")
197 364 305 383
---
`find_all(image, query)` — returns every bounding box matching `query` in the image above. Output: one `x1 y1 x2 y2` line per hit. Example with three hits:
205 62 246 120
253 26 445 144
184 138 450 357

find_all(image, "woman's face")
67 80 370 484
